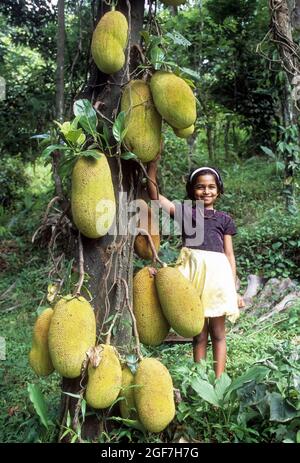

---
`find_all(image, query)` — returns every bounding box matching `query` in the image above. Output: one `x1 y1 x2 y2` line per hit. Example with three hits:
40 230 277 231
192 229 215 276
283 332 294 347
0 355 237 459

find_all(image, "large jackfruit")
134 200 160 260
119 366 137 419
161 0 186 5
48 295 96 378
29 308 54 377
173 124 194 139
133 267 169 346
134 358 175 433
86 345 122 409
150 71 196 129
121 80 162 163
71 154 116 239
155 267 204 337
91 11 128 74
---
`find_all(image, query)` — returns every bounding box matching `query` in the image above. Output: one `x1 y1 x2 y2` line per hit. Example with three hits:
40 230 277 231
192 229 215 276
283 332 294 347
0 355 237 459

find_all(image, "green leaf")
78 150 102 159
113 111 127 142
191 378 220 406
73 99 97 136
27 383 50 429
226 366 269 397
31 133 50 140
268 392 299 422
150 46 165 70
179 66 201 81
165 31 191 47
215 373 232 402
110 416 146 433
121 151 137 160
62 392 82 399
260 146 275 158
41 144 69 158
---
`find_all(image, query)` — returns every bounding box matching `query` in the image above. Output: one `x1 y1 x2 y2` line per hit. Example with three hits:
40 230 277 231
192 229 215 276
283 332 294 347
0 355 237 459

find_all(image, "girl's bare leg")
193 318 209 362
209 316 226 378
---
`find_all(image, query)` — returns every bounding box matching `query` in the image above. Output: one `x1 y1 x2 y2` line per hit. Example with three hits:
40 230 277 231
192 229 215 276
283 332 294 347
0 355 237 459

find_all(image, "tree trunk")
56 0 65 121
58 0 145 442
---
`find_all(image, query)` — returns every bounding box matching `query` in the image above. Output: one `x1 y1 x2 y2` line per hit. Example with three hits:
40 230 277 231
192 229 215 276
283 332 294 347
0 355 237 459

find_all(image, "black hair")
185 166 224 200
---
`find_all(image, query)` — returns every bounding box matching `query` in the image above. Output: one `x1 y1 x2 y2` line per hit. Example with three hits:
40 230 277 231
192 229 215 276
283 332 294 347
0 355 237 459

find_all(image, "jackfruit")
121 80 162 163
173 124 194 138
134 358 175 433
134 200 160 260
48 295 96 378
71 154 116 239
161 0 186 5
155 267 204 337
86 344 122 409
29 308 54 377
150 71 196 129
119 366 137 419
133 267 169 346
91 11 128 74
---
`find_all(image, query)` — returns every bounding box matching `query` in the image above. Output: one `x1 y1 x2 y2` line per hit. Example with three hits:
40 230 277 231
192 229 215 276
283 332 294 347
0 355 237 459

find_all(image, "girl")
147 157 244 378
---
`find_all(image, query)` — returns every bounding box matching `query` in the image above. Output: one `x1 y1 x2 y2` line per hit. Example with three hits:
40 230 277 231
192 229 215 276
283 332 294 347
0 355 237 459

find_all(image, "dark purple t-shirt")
173 201 237 253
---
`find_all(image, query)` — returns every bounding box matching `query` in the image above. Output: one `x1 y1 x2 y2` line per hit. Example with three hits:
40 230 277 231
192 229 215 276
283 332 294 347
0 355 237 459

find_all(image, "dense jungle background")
0 0 300 443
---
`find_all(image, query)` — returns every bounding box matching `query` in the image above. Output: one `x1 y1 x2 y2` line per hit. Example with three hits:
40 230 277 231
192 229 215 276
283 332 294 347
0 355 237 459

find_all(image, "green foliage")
0 156 29 208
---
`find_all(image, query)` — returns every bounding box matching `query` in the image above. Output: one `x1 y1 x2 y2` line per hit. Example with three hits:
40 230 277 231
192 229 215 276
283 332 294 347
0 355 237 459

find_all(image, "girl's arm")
147 157 175 218
224 235 245 308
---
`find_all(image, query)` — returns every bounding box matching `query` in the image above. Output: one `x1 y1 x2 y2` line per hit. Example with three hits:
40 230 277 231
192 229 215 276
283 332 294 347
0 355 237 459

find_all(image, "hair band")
189 167 220 183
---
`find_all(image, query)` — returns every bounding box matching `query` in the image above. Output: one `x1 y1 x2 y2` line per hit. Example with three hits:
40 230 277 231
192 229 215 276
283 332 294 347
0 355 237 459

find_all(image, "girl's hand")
237 293 245 309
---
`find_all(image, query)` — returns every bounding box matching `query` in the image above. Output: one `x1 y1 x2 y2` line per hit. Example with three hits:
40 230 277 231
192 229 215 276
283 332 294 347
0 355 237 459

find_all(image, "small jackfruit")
91 11 128 74
86 344 122 409
48 295 96 378
134 200 160 260
71 154 116 239
119 366 137 419
173 124 194 138
155 267 204 337
133 267 170 346
150 71 196 129
134 358 175 433
29 308 54 377
121 80 162 163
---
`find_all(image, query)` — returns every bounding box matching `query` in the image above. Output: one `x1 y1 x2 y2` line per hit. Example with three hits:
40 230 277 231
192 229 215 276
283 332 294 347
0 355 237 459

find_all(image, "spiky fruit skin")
121 80 162 163
155 267 204 337
119 366 137 419
161 0 186 5
173 124 195 138
134 358 175 433
86 345 122 409
150 71 196 129
48 295 96 378
91 11 128 74
133 267 170 346
134 200 160 260
29 308 54 377
71 154 116 239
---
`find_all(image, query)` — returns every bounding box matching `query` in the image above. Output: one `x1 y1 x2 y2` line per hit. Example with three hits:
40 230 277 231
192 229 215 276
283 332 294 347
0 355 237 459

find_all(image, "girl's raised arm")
147 156 175 218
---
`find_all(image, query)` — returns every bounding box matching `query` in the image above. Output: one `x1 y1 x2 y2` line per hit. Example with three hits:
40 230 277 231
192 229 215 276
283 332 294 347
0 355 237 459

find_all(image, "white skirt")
175 247 239 323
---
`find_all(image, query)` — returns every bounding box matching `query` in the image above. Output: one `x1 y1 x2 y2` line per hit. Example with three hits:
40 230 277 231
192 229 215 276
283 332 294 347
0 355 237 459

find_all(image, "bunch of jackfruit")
133 265 204 346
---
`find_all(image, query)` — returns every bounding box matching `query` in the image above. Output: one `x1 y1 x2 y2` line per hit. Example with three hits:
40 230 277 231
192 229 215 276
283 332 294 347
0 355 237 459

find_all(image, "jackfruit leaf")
113 111 127 142
41 144 69 158
191 378 220 407
165 31 191 47
73 99 97 137
126 354 138 374
121 151 137 160
140 30 151 46
268 392 300 422
64 128 86 146
150 46 165 70
179 67 201 82
79 150 102 159
27 383 51 429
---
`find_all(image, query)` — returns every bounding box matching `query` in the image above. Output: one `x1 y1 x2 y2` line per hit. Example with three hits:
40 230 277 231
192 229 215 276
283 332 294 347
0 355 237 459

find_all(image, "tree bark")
58 0 145 441
56 0 65 121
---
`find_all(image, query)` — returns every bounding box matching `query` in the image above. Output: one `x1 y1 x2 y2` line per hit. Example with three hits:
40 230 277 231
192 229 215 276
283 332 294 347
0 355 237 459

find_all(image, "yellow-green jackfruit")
71 154 116 239
133 267 169 346
121 80 162 163
134 358 175 433
119 366 137 419
150 71 196 129
161 0 186 6
86 344 122 409
29 308 54 377
91 11 128 74
173 124 194 138
134 200 160 260
48 295 96 378
155 267 204 337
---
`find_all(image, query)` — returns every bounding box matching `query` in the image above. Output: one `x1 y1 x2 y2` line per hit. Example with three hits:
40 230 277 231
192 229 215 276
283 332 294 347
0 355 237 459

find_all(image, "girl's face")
193 174 219 208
